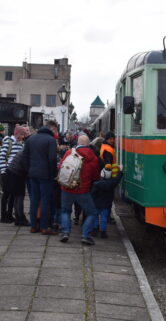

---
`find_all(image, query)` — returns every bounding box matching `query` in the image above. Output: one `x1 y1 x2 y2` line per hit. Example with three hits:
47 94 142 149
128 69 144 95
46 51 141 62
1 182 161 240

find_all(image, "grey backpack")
58 148 84 189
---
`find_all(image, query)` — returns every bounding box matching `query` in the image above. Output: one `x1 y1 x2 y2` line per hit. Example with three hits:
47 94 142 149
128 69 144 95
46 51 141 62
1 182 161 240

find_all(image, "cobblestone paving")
0 197 151 321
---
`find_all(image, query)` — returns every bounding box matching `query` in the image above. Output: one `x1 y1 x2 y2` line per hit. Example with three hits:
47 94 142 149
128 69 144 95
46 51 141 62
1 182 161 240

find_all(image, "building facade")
89 96 105 122
0 58 71 132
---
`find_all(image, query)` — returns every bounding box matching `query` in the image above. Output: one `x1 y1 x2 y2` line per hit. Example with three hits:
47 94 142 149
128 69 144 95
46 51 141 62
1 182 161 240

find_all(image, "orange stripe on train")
122 138 166 155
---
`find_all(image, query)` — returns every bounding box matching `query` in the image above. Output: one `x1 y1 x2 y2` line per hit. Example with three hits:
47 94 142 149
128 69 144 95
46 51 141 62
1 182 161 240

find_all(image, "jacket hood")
76 146 96 162
37 127 54 136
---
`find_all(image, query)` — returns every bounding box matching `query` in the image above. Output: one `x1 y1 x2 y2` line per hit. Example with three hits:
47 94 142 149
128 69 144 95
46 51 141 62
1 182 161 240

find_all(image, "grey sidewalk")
0 203 152 321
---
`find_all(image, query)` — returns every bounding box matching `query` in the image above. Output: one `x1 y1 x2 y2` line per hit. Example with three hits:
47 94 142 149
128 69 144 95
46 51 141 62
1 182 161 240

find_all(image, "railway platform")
0 197 164 321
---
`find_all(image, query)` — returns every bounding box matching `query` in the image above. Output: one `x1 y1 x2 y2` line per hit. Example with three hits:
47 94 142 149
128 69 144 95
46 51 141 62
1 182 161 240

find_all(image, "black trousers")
1 173 14 219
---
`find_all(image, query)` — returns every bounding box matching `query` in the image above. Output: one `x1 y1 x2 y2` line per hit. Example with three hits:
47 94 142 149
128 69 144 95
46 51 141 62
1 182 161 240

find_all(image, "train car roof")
120 50 166 80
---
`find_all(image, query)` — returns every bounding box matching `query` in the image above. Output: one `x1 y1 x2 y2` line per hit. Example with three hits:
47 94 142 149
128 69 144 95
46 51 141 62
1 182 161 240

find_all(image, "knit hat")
105 131 115 141
0 124 4 131
14 125 25 138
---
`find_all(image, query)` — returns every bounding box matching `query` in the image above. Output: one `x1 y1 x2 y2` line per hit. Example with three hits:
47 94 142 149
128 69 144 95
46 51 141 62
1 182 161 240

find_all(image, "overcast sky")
0 0 166 118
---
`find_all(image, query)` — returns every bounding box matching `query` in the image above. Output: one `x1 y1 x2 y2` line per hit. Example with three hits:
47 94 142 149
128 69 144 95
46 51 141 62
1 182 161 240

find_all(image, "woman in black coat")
7 150 29 226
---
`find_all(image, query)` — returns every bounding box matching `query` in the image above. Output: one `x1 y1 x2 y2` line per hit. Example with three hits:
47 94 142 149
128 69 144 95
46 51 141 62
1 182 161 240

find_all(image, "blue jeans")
61 191 97 238
30 178 54 229
94 208 110 231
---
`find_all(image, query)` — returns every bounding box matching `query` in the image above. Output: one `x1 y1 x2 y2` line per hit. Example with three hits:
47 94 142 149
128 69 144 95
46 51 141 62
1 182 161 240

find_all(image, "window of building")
5 71 12 81
157 70 166 129
31 94 41 106
46 95 56 107
7 94 16 101
131 74 143 133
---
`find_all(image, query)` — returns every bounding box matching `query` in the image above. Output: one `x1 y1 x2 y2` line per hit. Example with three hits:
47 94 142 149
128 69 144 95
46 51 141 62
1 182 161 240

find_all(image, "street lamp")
68 102 74 115
58 84 70 134
58 84 70 105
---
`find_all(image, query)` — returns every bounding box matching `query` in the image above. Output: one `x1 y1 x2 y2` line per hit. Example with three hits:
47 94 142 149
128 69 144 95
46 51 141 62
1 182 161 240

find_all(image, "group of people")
0 120 122 246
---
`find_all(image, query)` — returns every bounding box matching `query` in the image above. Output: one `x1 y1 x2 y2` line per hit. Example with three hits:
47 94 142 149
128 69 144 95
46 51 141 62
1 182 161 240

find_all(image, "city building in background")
0 58 71 132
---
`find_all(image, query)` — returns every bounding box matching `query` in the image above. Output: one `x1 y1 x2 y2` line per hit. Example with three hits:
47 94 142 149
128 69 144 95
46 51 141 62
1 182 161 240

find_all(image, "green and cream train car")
115 43 166 228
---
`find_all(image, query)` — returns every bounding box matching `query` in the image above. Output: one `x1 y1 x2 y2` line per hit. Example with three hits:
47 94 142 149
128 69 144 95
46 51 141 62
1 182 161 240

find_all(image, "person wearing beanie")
0 124 25 223
100 131 120 225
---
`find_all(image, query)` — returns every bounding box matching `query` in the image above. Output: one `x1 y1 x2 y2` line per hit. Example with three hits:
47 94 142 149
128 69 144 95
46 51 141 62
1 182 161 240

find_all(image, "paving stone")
47 238 82 248
93 255 131 267
0 285 34 296
95 290 145 307
94 272 140 294
9 246 45 253
96 303 150 321
0 225 17 230
0 311 27 321
28 312 85 321
0 295 31 310
46 247 83 255
32 298 85 313
38 268 83 287
0 246 8 254
15 235 46 241
0 267 38 285
42 256 82 268
0 258 42 267
94 263 134 275
12 239 46 246
36 285 85 299
92 250 127 258
0 231 16 235
0 239 14 245
5 251 43 259
97 318 129 321
94 271 136 283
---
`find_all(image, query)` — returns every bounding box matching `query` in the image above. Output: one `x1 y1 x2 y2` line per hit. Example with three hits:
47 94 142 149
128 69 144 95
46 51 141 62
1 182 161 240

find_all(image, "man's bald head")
77 135 90 146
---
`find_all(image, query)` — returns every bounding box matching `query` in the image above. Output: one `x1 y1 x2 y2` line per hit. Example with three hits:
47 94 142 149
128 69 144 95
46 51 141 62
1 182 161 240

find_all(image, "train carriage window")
157 70 166 129
131 74 142 133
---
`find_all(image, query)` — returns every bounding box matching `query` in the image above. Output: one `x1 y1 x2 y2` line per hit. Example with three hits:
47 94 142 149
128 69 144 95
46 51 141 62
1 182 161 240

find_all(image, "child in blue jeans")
91 170 122 238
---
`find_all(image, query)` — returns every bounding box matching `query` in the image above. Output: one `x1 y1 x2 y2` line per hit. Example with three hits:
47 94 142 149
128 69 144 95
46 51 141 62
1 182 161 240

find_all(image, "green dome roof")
91 96 105 107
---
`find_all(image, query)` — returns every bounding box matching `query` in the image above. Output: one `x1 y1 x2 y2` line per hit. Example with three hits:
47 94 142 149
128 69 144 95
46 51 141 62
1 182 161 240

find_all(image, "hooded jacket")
60 145 100 194
23 127 57 179
91 171 123 209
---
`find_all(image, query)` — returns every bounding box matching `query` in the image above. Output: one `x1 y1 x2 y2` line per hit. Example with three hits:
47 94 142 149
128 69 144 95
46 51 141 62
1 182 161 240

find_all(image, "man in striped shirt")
0 125 25 223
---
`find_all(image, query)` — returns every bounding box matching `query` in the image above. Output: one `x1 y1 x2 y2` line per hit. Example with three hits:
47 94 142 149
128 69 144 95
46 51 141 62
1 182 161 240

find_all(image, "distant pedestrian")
0 125 25 223
59 135 100 245
7 150 29 226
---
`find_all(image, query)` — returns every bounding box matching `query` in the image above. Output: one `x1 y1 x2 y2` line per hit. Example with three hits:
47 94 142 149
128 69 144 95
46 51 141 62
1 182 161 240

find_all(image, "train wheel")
133 203 145 224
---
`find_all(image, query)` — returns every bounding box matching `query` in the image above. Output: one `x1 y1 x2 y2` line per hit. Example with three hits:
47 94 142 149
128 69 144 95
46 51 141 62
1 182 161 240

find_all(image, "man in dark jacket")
23 120 58 235
59 135 100 245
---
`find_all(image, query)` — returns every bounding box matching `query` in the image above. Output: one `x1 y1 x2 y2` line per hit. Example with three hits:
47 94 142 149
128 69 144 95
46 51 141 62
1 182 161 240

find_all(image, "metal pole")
61 106 66 134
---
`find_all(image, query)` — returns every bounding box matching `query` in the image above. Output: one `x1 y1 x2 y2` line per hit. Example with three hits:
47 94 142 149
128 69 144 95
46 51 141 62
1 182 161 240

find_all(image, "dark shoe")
41 229 57 235
52 223 59 232
60 233 69 242
81 237 95 245
7 214 15 223
108 216 116 225
91 228 99 237
73 218 79 225
100 231 108 239
15 217 30 226
1 216 15 223
30 227 40 233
